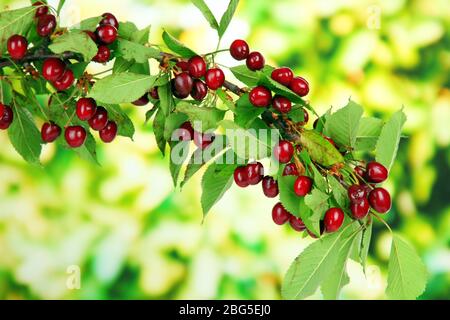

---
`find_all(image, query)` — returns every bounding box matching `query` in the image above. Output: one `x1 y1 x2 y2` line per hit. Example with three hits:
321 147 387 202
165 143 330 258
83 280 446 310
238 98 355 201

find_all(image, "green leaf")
201 162 237 218
115 39 160 63
355 117 383 152
191 0 219 30
169 141 190 187
351 222 372 273
289 105 306 123
113 57 133 74
278 175 299 215
117 22 139 40
163 113 188 141
75 16 102 31
230 65 260 87
153 108 167 155
0 6 36 52
158 77 174 116
49 30 98 61
258 72 306 104
103 104 135 139
376 110 407 170
329 176 349 208
177 102 225 131
233 93 265 128
299 130 344 167
68 62 89 79
311 164 327 192
145 104 159 123
132 25 151 44
0 79 13 105
162 30 197 58
304 189 329 236
218 0 239 38
216 88 236 112
324 100 363 148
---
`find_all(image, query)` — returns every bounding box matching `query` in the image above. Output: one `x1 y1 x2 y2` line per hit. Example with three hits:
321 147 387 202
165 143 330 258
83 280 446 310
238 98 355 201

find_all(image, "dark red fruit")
249 86 272 107
348 184 367 203
354 166 366 180
175 121 194 141
100 12 119 29
132 94 149 106
33 1 48 17
191 80 208 101
37 14 56 37
88 106 108 131
290 76 309 97
149 87 159 100
246 51 265 71
194 132 215 150
290 215 306 232
172 72 194 99
323 135 336 147
351 198 370 220
271 67 293 86
42 58 65 82
283 163 299 176
368 188 391 213
188 56 207 79
99 121 118 143
366 161 388 183
294 176 313 197
230 39 249 60
7 35 28 60
65 126 86 148
234 166 249 188
205 68 225 90
324 208 345 233
272 203 290 225
272 95 292 113
41 122 61 143
84 30 97 42
262 176 279 198
0 106 14 130
176 60 189 72
300 108 309 125
93 45 111 63
76 98 97 120
0 103 4 119
246 162 264 185
52 69 74 91
96 25 117 44
273 140 294 163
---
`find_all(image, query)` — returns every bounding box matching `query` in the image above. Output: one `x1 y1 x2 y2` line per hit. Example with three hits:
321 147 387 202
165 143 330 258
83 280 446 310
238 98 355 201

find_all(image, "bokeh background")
0 0 449 300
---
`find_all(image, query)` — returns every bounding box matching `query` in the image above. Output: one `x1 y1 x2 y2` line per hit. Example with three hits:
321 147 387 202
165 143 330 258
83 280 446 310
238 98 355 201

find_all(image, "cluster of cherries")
41 97 118 147
85 13 119 63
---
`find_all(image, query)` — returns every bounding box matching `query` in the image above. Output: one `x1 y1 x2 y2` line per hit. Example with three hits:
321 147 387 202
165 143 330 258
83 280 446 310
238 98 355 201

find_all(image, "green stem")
204 48 229 57
371 211 393 234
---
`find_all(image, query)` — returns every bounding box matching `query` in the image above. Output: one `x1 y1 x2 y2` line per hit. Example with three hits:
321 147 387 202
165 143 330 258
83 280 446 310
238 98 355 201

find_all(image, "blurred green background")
0 0 449 300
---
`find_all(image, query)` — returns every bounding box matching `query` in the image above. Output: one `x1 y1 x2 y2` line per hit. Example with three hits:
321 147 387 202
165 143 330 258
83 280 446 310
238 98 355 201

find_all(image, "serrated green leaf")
278 175 299 215
329 176 349 208
304 189 329 236
191 0 219 30
300 130 344 167
74 16 102 31
162 30 197 58
0 79 13 105
115 39 160 63
229 65 260 87
177 102 225 131
132 25 151 44
153 108 167 155
258 72 306 104
68 62 89 79
118 22 139 40
158 76 174 116
103 104 135 139
233 93 265 128
376 110 407 170
216 88 236 112
351 222 372 273
218 0 239 38
289 105 306 123
113 57 134 74
145 104 159 123
169 140 190 187
386 234 427 300
311 164 327 192
49 30 98 61
0 6 35 52
163 112 188 141
355 117 383 152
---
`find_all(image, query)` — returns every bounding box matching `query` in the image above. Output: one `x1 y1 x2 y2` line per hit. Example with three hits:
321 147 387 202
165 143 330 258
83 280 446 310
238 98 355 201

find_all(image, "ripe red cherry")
100 12 119 29
271 67 294 86
273 140 294 163
76 98 97 120
294 176 313 196
348 184 367 203
99 121 118 143
369 188 391 213
65 126 86 148
53 69 74 91
96 25 117 44
150 87 159 100
93 45 111 63
194 132 215 150
290 77 310 97
234 166 249 188
191 80 208 101
283 163 299 176
176 121 195 141
262 176 279 198
272 95 292 113
176 60 189 72
37 14 56 37
351 198 370 220
41 122 61 143
84 30 97 42
246 51 265 71
229 39 249 60
249 86 272 107
272 203 291 225
132 94 149 106
0 106 14 130
42 58 65 82
172 72 194 99
7 35 28 60
290 215 306 232
324 208 345 233
354 166 366 180
205 68 225 90
33 1 48 17
0 103 4 118
88 106 108 131
366 161 388 183
300 108 309 125
188 56 207 79
246 162 264 185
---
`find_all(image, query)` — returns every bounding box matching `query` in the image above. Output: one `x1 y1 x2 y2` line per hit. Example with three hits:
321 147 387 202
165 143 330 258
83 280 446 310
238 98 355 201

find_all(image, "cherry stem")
203 49 229 57
370 211 392 234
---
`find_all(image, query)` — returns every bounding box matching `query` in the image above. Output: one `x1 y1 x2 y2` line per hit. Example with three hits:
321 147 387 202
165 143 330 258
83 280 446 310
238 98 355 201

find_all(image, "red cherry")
194 132 215 150
42 58 65 82
65 126 86 148
246 162 264 185
33 1 49 18
348 184 367 203
7 35 28 60
272 95 292 113
290 215 306 232
205 68 225 90
176 60 189 72
249 86 272 107
272 203 291 225
246 52 265 71
262 176 279 198
351 198 370 220
271 67 294 86
132 94 149 106
283 163 299 176
41 122 61 143
294 176 312 197
188 56 207 79
84 30 97 43
366 161 388 183
273 140 294 163
191 80 208 101
234 166 250 188
172 72 194 99
52 69 74 91
76 98 97 121
175 121 194 141
149 87 159 100
354 166 366 180
0 106 14 130
93 45 111 63
300 108 309 125
324 208 345 233
96 25 117 44
37 14 57 37
230 39 250 61
368 188 391 213
0 103 4 119
88 106 108 131
290 77 309 97
100 12 119 29
99 121 118 143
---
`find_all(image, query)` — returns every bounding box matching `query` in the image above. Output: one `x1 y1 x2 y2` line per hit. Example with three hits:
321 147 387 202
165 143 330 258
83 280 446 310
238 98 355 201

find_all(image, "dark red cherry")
272 203 291 225
0 106 14 130
368 188 391 213
65 125 86 148
33 1 49 17
234 166 250 188
175 121 194 141
205 68 225 90
93 45 111 63
99 121 118 143
176 60 189 72
37 14 57 37
149 87 159 100
7 35 28 60
88 106 108 131
0 103 4 119
290 77 309 97
191 80 208 101
42 58 65 82
188 56 207 79
194 132 215 150
230 39 249 60
172 72 194 99
246 162 264 185
366 161 388 183
273 140 294 163
300 108 309 125
41 122 61 143
290 215 306 232
348 184 367 203
272 95 292 113
294 176 312 197
271 67 294 86
52 69 74 91
132 94 149 106
249 86 272 107
262 176 279 198
351 198 370 220
246 51 265 71
76 98 97 120
354 166 366 180
96 24 117 44
84 30 97 42
283 163 299 176
324 208 345 233
100 12 119 29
